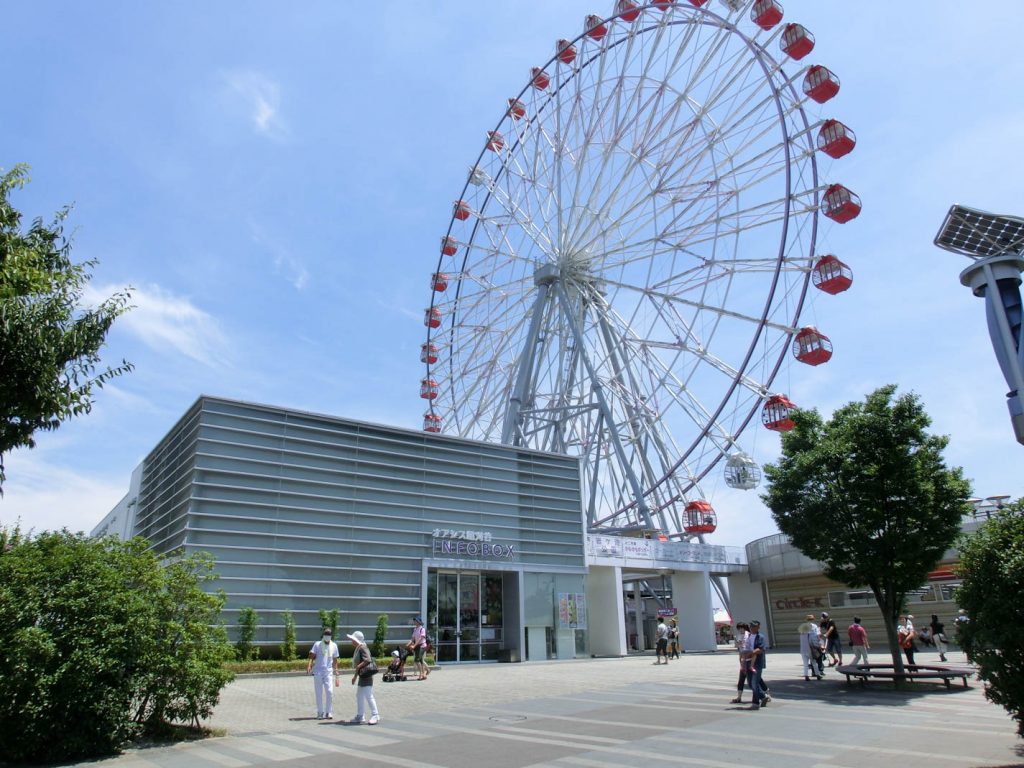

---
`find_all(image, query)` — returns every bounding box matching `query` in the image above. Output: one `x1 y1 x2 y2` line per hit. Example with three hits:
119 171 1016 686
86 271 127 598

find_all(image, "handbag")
359 656 378 677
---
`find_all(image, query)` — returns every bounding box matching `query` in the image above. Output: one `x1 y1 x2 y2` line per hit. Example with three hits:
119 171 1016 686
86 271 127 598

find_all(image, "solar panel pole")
934 205 1024 445
959 253 1024 444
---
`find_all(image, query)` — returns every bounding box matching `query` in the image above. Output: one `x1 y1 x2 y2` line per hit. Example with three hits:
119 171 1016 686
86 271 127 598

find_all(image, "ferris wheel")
420 0 858 539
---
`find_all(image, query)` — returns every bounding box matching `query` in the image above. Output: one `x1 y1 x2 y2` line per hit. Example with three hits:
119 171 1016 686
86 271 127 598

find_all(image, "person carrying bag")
346 630 380 725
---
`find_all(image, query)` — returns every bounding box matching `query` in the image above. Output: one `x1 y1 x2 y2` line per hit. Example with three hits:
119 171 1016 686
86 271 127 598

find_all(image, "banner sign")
558 592 587 629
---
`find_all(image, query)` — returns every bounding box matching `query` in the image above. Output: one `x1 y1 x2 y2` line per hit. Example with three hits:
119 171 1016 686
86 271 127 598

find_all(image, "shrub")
235 607 260 661
281 610 297 660
0 527 235 763
318 608 339 638
372 614 389 658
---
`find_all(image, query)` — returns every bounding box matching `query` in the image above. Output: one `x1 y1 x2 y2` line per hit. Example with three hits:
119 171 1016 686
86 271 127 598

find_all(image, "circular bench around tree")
837 663 975 689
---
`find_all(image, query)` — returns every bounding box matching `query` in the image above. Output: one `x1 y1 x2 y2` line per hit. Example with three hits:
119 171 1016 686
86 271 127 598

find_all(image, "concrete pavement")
70 649 1023 768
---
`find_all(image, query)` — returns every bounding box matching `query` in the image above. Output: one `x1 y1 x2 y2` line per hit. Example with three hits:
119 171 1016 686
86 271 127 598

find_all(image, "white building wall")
586 565 626 657
726 571 767 630
671 571 716 651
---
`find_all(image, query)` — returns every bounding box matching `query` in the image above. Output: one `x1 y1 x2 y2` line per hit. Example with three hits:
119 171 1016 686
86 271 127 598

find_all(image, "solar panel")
934 205 1024 258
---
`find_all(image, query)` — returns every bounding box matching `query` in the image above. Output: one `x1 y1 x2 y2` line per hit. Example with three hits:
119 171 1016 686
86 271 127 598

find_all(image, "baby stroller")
382 647 410 682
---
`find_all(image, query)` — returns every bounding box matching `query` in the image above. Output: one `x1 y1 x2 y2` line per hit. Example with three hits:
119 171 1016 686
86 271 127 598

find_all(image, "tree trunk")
871 584 906 679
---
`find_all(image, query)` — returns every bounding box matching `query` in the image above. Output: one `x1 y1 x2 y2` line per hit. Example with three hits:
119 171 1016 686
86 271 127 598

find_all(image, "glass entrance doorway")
430 570 504 662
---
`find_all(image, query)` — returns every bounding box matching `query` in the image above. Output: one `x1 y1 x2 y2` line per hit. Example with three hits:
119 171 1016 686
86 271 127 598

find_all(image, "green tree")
318 608 339 639
761 385 971 676
372 614 389 658
0 528 234 763
0 164 132 489
956 500 1024 734
235 607 260 661
131 552 235 728
280 610 297 660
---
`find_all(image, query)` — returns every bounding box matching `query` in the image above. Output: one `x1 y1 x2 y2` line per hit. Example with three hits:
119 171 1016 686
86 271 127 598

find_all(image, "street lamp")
934 205 1024 445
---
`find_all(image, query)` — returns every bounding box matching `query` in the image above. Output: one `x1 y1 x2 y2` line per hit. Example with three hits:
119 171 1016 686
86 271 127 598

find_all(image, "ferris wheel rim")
423 1 833 533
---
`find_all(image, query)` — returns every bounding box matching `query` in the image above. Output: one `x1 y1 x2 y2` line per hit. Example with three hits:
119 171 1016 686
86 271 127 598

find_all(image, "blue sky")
3 1 1022 547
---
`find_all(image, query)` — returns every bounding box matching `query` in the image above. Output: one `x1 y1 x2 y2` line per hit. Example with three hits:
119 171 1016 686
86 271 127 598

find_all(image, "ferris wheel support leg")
594 309 677 534
555 284 654 530
501 277 554 446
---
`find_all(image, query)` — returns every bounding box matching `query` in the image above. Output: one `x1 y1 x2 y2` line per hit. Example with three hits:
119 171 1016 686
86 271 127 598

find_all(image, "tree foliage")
372 614 389 659
956 501 1024 735
318 607 339 639
0 164 132 488
761 385 971 674
0 528 234 763
280 610 297 661
235 606 260 661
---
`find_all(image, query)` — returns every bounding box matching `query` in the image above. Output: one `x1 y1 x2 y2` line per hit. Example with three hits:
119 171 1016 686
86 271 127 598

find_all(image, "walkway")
71 651 1022 768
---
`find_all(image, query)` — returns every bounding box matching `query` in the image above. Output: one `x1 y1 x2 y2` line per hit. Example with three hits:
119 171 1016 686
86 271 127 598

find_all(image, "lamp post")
934 205 1024 445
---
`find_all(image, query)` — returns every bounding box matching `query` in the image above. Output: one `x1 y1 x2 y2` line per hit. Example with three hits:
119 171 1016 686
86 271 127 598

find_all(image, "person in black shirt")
820 612 842 667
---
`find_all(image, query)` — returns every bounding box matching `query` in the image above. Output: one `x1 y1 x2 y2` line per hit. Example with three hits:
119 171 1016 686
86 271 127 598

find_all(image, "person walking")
745 619 770 710
668 618 681 659
306 627 339 719
798 614 822 680
654 616 670 664
407 615 430 680
820 612 842 667
930 614 948 662
730 622 749 703
897 615 917 669
847 616 870 666
347 630 380 725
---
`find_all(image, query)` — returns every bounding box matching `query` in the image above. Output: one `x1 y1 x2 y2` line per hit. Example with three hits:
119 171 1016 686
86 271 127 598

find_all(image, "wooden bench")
837 663 974 689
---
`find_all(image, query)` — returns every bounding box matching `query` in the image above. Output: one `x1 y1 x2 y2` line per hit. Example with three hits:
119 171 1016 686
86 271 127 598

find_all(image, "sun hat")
413 615 423 623
346 630 365 643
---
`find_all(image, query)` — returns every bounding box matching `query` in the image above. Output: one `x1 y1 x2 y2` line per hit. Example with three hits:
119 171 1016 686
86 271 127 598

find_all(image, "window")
907 586 937 603
829 589 875 608
939 582 962 601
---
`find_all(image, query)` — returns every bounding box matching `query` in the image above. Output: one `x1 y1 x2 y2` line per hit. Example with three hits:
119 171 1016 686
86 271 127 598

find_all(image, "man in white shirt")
306 627 340 719
655 618 669 664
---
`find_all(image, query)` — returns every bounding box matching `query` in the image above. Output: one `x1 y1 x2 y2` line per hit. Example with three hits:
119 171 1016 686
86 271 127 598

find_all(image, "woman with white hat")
347 630 380 725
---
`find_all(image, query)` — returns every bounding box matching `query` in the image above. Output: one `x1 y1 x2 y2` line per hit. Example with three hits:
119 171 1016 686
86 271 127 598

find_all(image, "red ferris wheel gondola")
683 500 717 534
762 394 797 431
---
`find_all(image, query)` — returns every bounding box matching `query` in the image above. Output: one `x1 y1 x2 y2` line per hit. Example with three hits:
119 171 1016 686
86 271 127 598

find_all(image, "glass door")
429 570 504 662
435 572 459 663
459 572 480 662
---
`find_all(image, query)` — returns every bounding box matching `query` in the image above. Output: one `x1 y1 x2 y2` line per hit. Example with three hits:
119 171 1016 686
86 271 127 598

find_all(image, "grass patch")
131 721 226 749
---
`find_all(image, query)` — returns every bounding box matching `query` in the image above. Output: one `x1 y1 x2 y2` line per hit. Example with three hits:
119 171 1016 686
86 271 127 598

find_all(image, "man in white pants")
306 628 339 719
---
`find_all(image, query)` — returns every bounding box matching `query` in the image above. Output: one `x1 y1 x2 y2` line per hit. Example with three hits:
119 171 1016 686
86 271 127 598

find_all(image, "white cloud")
221 70 288 140
0 451 126 536
87 283 230 367
246 219 309 290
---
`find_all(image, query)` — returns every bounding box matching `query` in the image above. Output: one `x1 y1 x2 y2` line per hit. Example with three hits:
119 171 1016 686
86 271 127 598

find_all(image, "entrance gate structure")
585 535 756 656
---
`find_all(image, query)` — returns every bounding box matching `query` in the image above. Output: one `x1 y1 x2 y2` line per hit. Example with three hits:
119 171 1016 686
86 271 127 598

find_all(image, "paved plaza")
73 650 1022 768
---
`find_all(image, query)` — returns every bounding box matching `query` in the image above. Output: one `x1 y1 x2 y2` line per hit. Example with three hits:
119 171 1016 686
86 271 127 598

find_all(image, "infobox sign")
431 529 516 560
